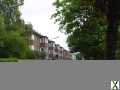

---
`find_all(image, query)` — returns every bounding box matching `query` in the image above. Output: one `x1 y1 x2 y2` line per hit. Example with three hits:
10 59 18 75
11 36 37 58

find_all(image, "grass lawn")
0 58 18 62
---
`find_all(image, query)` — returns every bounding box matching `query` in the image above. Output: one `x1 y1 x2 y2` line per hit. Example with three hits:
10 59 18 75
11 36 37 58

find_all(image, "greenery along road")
0 0 47 59
52 0 120 60
1 0 120 60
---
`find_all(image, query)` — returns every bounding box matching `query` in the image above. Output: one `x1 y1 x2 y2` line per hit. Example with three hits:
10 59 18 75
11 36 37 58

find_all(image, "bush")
0 58 18 62
25 50 47 59
0 31 28 58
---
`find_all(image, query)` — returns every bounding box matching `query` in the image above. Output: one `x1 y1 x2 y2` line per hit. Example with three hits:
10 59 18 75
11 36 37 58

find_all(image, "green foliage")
0 31 28 58
75 52 81 60
52 0 120 59
67 16 106 59
0 58 18 62
0 22 33 59
0 0 34 59
52 0 107 59
32 51 47 59
0 14 5 30
39 51 47 59
0 0 23 26
25 49 47 59
25 49 36 59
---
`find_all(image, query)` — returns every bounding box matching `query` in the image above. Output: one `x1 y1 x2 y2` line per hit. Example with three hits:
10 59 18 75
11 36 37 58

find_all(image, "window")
39 48 41 52
39 39 41 43
45 38 48 43
41 48 44 52
30 45 34 50
43 38 45 43
31 35 34 40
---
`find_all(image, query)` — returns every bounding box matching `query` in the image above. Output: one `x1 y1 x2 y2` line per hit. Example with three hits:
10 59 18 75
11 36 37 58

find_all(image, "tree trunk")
105 15 118 60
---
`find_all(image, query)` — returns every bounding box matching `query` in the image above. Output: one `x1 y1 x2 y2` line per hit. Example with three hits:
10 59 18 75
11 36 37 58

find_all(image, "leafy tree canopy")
0 0 34 59
52 0 120 59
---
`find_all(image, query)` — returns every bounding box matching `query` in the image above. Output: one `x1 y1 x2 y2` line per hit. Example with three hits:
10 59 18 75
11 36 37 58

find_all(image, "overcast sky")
20 0 69 50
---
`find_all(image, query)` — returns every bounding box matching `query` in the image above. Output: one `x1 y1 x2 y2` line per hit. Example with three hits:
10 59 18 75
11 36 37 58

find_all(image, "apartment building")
48 40 56 60
29 30 49 59
29 30 41 51
29 30 72 60
60 47 64 59
63 50 72 60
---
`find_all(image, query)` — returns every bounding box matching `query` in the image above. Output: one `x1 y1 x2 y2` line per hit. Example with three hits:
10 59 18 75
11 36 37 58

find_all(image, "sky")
20 0 69 50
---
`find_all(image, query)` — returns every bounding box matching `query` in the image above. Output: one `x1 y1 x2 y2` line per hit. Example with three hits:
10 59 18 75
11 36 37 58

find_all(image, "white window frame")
30 45 34 50
31 34 34 40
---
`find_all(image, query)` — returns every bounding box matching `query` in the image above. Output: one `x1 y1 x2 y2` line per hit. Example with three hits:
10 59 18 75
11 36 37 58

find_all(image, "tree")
39 51 47 59
52 0 106 59
26 50 47 59
52 0 120 60
0 31 28 58
67 15 106 59
0 0 23 27
80 0 120 59
0 0 34 59
95 0 120 59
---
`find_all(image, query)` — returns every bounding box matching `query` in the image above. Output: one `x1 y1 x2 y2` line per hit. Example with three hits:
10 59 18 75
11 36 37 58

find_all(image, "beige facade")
29 30 72 60
48 40 56 60
63 50 72 60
